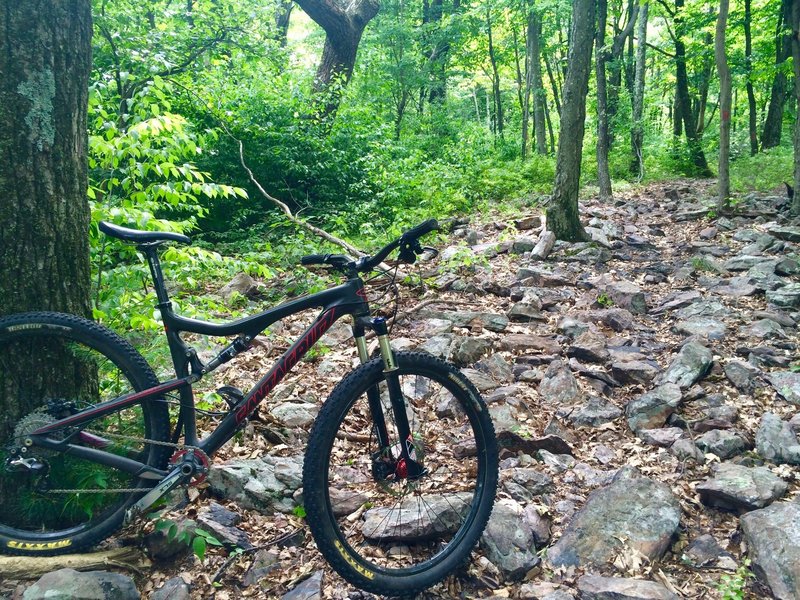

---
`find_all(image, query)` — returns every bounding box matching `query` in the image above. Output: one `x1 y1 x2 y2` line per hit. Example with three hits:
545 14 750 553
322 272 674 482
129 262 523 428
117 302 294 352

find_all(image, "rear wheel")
0 312 171 554
303 351 498 596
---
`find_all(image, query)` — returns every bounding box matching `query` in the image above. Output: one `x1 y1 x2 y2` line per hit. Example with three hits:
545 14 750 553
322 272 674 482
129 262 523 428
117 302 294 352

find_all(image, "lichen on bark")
17 69 56 151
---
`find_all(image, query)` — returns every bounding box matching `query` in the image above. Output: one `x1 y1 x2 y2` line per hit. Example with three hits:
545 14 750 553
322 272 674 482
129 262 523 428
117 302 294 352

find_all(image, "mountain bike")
0 219 498 596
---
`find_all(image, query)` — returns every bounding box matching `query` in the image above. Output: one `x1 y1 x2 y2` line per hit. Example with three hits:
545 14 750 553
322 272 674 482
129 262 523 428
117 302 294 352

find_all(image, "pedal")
217 386 244 409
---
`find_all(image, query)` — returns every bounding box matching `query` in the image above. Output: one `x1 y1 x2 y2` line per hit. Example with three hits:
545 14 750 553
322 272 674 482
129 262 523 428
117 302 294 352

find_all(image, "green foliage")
596 293 614 308
155 518 224 562
717 558 754 600
292 505 307 519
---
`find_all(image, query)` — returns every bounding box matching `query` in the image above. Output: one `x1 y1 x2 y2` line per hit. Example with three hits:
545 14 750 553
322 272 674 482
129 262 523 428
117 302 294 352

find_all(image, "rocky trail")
4 180 800 600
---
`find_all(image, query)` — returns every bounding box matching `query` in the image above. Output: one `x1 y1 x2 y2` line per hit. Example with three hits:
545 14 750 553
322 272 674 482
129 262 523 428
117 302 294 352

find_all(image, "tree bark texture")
547 0 595 242
762 0 792 150
715 0 731 208
743 0 758 156
606 0 638 146
674 0 711 176
595 0 612 201
294 0 379 117
0 0 92 318
630 2 648 177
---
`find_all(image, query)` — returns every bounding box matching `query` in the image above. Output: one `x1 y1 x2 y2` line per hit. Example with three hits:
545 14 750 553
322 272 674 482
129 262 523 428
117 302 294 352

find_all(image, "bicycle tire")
0 312 171 555
303 351 498 596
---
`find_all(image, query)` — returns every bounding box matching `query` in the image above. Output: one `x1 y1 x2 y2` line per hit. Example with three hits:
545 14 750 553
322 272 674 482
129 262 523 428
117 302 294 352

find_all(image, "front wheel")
303 351 498 596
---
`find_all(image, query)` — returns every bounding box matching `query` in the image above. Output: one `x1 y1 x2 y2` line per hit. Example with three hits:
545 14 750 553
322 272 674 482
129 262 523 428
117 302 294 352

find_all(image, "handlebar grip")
402 219 439 240
301 254 327 266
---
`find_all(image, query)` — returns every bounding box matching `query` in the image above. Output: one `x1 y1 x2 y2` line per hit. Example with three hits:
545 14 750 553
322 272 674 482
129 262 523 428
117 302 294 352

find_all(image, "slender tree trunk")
742 0 758 156
595 0 612 201
694 29 714 136
792 0 800 214
0 0 92 437
486 5 503 139
762 0 792 150
545 54 563 116
530 10 548 155
674 0 711 176
606 0 638 146
520 24 531 160
630 2 648 178
275 1 294 47
716 0 731 209
547 0 595 242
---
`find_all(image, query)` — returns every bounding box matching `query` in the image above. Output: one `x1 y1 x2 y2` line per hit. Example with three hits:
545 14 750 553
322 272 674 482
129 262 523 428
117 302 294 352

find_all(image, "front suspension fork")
354 317 424 480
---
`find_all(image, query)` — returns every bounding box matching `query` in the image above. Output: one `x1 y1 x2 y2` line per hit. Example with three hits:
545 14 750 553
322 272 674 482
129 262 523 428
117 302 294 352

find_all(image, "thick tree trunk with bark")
547 0 595 242
294 0 379 118
0 0 92 318
762 0 792 150
630 2 648 177
0 0 92 436
715 0 731 209
595 0 612 201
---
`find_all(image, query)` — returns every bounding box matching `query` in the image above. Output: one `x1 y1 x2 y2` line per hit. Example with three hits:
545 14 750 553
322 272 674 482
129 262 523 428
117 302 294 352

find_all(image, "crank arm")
124 467 187 525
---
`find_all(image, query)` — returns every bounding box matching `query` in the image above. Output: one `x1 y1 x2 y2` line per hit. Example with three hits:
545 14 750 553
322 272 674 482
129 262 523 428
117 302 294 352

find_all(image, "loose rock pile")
8 182 800 599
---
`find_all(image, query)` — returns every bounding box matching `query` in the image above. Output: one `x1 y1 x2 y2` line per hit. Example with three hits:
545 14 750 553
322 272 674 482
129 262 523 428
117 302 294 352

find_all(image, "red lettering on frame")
235 308 338 424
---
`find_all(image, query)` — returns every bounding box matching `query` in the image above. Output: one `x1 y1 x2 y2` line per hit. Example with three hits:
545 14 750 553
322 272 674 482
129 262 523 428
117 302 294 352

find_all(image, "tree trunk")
294 0 380 119
0 0 92 438
547 0 595 242
519 24 531 160
792 0 800 214
595 0 612 201
0 1 92 318
606 0 638 146
630 2 648 177
674 0 711 176
486 5 504 139
694 28 714 136
530 10 548 155
743 0 758 156
715 0 731 209
545 54 562 116
275 1 294 47
762 0 792 150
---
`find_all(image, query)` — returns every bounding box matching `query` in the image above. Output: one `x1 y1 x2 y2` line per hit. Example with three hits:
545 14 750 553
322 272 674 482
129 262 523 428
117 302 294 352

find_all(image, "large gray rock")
657 341 712 389
576 574 679 600
673 317 727 340
741 502 800 600
150 577 190 600
767 371 800 405
531 230 557 260
625 383 682 432
694 429 750 460
756 412 800 465
611 360 661 386
539 360 582 406
499 333 561 354
22 569 139 600
480 498 540 580
601 280 648 315
362 493 472 541
565 396 623 427
208 455 303 513
723 360 760 393
767 225 800 242
567 331 609 363
282 570 323 600
417 310 509 332
767 283 800 309
547 468 680 568
696 462 788 511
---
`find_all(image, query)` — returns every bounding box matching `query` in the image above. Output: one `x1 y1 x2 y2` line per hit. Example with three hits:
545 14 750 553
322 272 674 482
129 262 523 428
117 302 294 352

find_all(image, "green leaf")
192 536 207 561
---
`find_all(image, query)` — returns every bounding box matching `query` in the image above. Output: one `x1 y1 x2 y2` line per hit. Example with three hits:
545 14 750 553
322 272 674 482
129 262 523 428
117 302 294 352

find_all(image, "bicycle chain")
45 431 201 495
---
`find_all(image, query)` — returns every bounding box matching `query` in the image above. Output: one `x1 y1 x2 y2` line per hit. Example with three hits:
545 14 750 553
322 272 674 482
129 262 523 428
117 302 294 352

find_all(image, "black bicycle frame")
30 271 374 479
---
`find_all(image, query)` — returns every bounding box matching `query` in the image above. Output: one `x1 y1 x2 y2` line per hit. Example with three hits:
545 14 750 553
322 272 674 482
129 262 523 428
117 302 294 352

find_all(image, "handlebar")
300 219 439 274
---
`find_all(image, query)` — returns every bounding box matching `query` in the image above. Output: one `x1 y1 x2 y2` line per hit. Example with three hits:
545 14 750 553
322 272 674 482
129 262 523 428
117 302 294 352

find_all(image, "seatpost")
140 244 171 306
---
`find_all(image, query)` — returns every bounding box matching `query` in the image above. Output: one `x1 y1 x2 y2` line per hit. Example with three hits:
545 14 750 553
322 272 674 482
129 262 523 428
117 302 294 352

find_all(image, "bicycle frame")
29 253 378 481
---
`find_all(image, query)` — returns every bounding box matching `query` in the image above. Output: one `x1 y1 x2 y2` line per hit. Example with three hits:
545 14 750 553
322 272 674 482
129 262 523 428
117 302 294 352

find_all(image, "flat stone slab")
695 429 750 460
741 502 800 600
696 462 788 512
576 574 679 600
480 498 541 580
767 283 800 309
673 317 727 340
657 340 712 389
767 371 800 405
547 468 680 568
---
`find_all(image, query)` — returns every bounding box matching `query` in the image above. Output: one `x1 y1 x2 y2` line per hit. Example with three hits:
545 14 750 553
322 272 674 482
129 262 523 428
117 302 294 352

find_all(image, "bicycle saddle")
99 221 191 245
